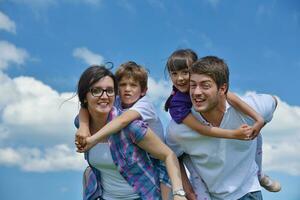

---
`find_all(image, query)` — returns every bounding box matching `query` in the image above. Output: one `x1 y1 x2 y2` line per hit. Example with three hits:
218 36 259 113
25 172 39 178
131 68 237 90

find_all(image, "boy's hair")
115 61 148 92
190 56 229 94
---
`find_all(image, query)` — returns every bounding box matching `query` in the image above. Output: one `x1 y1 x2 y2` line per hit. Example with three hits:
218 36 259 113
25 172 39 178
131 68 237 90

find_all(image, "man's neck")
200 99 226 127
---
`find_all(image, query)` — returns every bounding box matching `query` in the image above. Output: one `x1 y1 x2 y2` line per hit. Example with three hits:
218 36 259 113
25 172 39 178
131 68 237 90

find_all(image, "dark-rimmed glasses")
89 87 115 97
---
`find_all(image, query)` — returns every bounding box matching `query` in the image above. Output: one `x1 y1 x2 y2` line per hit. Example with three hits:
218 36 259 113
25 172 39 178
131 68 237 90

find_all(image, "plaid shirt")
83 107 161 200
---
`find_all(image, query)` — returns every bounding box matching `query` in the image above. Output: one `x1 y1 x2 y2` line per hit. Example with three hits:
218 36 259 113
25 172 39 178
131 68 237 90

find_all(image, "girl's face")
169 68 190 93
86 76 115 115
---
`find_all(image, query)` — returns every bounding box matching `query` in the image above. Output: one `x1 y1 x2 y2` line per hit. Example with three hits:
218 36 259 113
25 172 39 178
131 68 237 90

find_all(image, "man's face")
118 76 146 108
189 73 226 113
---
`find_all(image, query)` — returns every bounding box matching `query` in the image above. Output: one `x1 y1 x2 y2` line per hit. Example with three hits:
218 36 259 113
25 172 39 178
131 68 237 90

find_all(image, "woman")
76 65 186 200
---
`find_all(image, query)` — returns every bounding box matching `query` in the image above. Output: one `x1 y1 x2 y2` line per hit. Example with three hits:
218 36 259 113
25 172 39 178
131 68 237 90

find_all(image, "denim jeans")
238 191 263 200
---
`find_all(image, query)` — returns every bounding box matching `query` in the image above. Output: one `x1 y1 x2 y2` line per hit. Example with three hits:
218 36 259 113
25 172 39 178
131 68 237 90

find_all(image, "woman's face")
86 76 115 115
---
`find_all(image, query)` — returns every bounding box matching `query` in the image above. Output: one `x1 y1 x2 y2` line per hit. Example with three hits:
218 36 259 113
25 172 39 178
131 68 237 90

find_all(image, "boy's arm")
227 92 265 139
182 113 253 140
77 110 141 152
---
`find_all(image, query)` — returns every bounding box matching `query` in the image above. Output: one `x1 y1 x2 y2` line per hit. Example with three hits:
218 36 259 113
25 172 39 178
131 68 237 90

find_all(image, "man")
166 56 277 200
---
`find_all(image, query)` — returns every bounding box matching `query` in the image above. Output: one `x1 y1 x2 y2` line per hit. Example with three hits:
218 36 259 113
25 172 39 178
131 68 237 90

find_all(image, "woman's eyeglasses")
89 87 115 97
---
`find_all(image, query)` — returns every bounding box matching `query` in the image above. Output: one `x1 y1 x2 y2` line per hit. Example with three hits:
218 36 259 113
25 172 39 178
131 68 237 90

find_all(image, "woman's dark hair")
164 49 198 112
77 65 118 108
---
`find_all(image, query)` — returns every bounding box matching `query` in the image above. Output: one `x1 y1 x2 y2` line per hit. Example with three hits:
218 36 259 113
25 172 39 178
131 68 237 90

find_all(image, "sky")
0 0 299 200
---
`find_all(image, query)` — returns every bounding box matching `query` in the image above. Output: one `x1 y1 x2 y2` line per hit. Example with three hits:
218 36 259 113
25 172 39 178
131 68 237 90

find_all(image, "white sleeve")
129 96 157 121
165 120 185 157
242 93 277 123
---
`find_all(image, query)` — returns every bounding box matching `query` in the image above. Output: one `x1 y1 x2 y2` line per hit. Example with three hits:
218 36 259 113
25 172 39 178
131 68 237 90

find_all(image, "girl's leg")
255 134 263 179
256 133 281 192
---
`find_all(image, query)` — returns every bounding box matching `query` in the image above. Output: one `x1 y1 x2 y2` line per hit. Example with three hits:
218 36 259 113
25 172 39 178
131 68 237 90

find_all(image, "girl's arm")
182 114 253 140
137 128 187 200
77 110 141 152
227 92 265 139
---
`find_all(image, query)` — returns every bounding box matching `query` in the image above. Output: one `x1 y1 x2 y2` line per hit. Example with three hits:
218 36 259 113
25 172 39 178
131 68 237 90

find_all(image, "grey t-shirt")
166 93 276 200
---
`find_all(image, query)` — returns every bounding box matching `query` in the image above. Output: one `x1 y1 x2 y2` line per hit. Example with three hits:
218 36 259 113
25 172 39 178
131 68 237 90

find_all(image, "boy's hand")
75 128 90 150
76 136 97 153
232 124 253 140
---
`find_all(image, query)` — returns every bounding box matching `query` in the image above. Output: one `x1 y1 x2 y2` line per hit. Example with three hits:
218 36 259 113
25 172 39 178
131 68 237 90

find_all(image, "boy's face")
118 76 146 108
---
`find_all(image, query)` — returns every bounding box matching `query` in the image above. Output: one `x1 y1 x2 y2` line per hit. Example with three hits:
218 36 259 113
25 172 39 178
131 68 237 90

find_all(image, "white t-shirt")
166 93 276 200
116 95 165 141
89 143 139 200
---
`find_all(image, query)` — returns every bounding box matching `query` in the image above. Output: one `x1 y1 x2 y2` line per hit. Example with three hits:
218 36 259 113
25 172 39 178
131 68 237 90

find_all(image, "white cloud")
147 77 171 103
0 11 16 34
0 144 86 172
0 75 79 141
0 41 29 70
261 97 300 176
73 47 104 66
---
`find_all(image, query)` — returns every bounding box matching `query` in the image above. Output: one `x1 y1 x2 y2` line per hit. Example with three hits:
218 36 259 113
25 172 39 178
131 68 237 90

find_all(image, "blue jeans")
238 191 263 200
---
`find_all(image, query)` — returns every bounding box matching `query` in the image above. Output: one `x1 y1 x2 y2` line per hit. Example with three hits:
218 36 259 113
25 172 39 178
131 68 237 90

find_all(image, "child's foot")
259 175 281 192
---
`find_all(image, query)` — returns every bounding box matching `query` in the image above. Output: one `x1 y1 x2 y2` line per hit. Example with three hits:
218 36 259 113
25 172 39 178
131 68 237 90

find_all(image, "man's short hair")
190 56 229 94
115 61 148 92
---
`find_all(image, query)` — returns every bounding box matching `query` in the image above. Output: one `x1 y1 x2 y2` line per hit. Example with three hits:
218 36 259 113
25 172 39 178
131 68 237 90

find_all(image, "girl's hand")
250 118 265 139
232 124 254 140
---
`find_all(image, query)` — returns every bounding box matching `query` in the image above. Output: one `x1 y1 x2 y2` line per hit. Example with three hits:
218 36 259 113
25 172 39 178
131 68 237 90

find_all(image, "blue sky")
0 0 299 200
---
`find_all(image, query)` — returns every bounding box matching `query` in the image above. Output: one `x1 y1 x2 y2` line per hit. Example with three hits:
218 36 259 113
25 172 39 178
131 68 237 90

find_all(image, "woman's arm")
137 128 186 200
75 108 91 150
227 92 265 139
76 110 141 152
182 113 253 140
